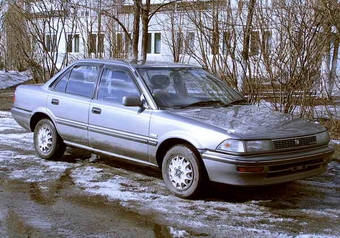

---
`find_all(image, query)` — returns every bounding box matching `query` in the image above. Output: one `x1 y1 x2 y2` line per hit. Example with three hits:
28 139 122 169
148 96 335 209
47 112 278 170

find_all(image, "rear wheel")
34 119 66 160
162 145 205 199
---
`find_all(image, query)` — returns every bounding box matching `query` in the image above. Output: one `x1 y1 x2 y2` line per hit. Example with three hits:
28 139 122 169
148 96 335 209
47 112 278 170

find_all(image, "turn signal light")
237 167 264 173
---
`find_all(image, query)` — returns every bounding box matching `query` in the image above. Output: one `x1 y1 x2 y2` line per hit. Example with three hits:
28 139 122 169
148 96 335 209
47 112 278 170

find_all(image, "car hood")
171 105 325 140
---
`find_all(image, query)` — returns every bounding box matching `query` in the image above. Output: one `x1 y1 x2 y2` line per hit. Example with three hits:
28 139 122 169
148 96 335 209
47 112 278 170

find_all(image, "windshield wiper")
180 100 225 109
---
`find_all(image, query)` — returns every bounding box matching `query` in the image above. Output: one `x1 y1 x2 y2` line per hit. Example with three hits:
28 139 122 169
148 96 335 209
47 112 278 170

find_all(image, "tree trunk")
328 38 339 97
240 0 256 92
140 0 150 63
130 0 140 62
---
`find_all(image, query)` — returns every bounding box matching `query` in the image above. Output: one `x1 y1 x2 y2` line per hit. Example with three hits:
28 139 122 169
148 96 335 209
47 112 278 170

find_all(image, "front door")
88 66 152 161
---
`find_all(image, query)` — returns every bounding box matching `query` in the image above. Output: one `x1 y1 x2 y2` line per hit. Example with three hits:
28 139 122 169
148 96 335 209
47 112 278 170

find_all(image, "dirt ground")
0 87 15 111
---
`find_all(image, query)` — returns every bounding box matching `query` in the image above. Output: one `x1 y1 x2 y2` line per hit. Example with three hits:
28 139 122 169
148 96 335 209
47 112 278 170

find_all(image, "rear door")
88 66 152 162
47 64 101 146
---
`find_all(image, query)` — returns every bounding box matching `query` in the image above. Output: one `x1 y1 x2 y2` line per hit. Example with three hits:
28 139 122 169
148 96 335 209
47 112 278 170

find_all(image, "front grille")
273 136 317 150
266 158 326 178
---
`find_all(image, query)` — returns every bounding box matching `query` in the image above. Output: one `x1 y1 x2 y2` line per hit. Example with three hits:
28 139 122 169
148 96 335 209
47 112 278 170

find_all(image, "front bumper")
201 145 334 186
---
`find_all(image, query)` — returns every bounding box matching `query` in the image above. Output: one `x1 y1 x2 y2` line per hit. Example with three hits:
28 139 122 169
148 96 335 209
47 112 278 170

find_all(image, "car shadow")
201 182 299 203
56 148 163 179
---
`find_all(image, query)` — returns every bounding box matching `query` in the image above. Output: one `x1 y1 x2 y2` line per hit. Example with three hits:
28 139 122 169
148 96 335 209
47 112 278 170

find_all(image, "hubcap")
168 155 193 191
37 125 53 153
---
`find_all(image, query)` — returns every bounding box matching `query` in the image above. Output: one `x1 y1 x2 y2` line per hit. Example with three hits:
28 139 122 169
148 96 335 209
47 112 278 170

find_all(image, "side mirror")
122 95 143 107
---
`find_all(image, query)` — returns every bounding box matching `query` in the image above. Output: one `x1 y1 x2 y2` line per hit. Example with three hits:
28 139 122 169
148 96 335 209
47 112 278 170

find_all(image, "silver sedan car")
11 59 334 198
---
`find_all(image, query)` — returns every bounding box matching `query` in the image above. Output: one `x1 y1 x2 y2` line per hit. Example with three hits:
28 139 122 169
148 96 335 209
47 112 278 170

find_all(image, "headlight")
218 139 273 153
217 140 245 153
316 131 330 144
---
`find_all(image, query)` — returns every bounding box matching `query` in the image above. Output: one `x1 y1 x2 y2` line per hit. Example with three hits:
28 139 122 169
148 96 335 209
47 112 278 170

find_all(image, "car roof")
72 59 200 69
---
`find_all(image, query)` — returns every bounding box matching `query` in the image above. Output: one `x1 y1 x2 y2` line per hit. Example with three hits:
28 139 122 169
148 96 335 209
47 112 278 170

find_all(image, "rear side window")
66 66 100 97
52 65 100 98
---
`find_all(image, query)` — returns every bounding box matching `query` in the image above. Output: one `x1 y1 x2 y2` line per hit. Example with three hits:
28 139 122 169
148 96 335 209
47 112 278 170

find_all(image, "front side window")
138 68 243 109
97 68 140 104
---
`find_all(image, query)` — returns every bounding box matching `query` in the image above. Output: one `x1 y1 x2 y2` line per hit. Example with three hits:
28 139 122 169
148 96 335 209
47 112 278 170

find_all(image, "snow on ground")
0 70 32 89
332 140 340 145
1 111 340 237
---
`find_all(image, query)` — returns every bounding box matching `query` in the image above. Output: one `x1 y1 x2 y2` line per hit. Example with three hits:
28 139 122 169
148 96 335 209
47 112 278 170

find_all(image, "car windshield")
137 68 244 109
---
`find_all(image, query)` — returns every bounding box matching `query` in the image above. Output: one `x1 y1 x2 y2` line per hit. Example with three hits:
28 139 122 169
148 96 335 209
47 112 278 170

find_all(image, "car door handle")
92 107 101 114
51 98 59 105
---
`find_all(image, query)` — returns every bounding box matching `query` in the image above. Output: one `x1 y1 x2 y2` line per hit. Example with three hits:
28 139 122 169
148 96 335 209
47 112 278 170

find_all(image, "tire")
162 145 205 199
33 119 66 160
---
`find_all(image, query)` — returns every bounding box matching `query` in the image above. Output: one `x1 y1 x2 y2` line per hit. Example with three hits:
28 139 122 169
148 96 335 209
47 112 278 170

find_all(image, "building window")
147 32 162 54
186 32 195 51
46 34 57 52
74 34 80 53
89 34 97 54
176 32 194 54
249 30 272 56
176 32 184 54
67 34 80 53
222 31 232 55
98 34 104 53
67 35 72 53
154 33 161 54
147 33 152 54
262 30 272 55
250 31 260 56
114 33 130 58
88 33 104 54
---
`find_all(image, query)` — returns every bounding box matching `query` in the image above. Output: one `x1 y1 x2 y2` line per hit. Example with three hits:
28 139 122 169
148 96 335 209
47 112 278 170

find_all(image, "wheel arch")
155 138 206 172
30 112 53 132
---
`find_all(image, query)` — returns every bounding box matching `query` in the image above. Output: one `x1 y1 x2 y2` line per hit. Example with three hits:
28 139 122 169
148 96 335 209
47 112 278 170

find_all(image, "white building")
2 0 340 96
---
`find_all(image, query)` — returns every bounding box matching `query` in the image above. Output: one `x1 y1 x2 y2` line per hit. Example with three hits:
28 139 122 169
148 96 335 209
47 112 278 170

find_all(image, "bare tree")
316 0 340 98
0 0 7 71
4 0 79 81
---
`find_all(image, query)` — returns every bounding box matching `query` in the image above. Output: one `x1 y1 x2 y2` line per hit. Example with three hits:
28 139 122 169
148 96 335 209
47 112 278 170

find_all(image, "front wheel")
34 119 66 160
162 145 205 199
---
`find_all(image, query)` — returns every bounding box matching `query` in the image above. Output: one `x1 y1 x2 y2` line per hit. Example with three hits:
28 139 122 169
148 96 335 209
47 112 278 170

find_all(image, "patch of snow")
331 140 340 145
296 235 338 238
0 70 32 89
0 111 11 117
168 227 190 238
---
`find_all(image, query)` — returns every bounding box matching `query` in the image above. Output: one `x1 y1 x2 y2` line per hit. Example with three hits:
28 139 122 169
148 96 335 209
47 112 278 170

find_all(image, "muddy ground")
0 87 340 237
0 88 15 111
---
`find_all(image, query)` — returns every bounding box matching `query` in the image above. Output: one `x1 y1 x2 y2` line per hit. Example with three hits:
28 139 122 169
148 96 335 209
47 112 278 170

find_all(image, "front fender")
157 130 204 150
